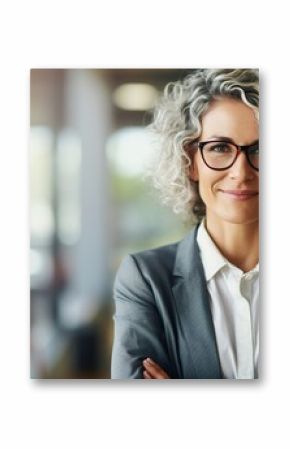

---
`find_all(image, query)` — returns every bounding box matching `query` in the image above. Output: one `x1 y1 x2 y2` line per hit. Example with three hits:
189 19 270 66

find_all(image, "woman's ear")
189 156 199 182
184 141 199 182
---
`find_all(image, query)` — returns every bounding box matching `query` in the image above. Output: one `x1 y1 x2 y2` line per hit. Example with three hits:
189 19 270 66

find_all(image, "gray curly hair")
145 68 259 225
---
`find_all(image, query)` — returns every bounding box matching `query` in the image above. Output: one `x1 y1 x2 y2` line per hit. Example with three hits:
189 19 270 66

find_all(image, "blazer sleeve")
111 254 172 379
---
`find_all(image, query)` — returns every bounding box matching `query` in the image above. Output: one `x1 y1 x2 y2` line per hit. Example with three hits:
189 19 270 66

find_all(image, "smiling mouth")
219 189 259 200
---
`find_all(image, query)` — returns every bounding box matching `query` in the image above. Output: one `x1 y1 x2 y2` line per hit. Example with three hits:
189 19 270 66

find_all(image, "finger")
142 360 159 379
143 370 154 379
142 358 170 379
146 358 169 378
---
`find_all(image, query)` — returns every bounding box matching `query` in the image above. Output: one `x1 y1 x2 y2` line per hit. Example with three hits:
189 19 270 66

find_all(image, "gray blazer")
111 223 222 379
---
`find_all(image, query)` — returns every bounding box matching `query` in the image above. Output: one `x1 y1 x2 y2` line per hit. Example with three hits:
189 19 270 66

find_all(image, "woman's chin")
208 209 259 226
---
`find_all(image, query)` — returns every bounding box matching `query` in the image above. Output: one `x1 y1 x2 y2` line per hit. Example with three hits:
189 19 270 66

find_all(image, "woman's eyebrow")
206 136 258 145
205 136 235 142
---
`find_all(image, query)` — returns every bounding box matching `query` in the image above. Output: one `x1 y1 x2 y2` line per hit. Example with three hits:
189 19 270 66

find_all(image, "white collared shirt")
196 218 259 379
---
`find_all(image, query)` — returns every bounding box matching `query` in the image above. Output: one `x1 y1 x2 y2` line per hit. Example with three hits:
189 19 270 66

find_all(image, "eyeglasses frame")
191 139 259 172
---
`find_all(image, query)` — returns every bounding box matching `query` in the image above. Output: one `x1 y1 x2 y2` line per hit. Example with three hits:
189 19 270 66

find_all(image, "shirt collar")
197 218 228 281
196 218 259 281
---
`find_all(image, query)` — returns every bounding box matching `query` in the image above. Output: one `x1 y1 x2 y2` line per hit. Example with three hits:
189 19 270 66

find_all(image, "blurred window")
30 126 54 289
56 128 82 246
107 126 186 260
30 126 54 246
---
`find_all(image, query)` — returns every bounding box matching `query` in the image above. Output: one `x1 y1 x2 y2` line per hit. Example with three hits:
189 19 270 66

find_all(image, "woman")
111 69 259 379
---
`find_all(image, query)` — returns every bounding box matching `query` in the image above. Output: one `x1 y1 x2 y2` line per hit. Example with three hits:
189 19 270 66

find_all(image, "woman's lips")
219 189 259 200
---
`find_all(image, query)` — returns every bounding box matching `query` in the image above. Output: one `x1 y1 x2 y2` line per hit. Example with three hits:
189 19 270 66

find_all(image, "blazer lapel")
172 223 222 379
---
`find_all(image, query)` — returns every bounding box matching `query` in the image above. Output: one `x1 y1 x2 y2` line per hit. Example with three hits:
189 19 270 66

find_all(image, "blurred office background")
30 69 193 379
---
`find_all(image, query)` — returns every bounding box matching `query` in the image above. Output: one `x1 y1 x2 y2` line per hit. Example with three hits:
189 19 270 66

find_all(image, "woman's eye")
209 144 230 152
249 147 259 155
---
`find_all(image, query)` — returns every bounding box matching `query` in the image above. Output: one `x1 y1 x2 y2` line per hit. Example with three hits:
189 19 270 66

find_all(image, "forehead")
200 97 258 143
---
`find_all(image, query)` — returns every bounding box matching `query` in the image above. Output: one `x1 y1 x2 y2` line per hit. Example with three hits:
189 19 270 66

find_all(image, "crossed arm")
111 255 175 379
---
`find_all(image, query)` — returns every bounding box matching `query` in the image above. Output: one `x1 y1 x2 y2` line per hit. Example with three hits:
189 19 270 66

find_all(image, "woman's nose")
228 151 255 180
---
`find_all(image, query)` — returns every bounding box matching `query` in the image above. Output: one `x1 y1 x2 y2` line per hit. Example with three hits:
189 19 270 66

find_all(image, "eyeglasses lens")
203 142 259 170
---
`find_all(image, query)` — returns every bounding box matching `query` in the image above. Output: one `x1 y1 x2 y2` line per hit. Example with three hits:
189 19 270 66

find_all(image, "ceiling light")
113 83 158 111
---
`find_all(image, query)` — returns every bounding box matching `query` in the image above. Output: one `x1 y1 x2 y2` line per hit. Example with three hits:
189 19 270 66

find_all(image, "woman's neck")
204 214 259 273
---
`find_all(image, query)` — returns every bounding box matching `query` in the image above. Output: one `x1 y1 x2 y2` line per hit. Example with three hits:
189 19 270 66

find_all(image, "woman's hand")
142 358 170 379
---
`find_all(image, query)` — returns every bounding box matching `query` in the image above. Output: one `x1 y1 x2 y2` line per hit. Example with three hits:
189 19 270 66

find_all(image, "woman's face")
190 97 259 226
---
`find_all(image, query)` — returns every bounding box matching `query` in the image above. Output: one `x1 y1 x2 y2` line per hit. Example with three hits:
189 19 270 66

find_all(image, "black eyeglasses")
191 139 259 171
